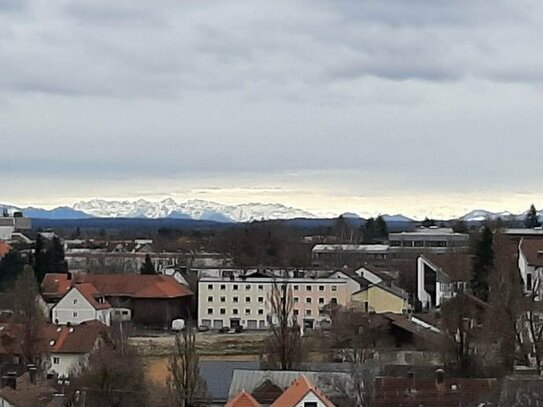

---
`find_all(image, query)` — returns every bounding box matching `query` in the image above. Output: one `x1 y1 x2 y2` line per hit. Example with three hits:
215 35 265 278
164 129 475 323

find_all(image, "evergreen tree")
471 226 494 302
0 250 25 290
33 234 68 284
49 236 68 273
33 234 47 283
140 254 156 275
421 217 436 228
375 215 389 239
362 218 375 243
524 204 541 229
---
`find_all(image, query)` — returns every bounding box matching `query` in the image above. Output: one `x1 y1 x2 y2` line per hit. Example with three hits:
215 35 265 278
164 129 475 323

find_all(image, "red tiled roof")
373 377 497 407
41 273 72 298
270 375 335 407
520 238 543 267
0 241 12 258
76 274 193 299
74 283 111 310
0 323 24 355
226 390 262 407
43 320 108 354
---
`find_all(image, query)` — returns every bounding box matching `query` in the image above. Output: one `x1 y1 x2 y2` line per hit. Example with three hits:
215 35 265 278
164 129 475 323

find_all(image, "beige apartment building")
198 274 349 330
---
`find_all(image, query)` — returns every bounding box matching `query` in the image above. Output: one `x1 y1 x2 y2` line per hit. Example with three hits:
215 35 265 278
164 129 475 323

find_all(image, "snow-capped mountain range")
460 209 541 222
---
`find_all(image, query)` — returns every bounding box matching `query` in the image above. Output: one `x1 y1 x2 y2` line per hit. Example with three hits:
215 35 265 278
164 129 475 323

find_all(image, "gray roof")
200 360 260 402
228 369 352 399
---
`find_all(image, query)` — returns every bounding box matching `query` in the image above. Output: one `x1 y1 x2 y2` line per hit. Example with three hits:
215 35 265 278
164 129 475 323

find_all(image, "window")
331 298 338 305
208 296 213 302
245 296 251 302
258 297 264 303
304 402 317 407
258 309 264 315
73 312 78 318
331 285 337 291
319 285 324 291
245 308 251 315
233 284 239 291
306 298 312 304
122 310 129 315
208 284 213 290
73 299 78 304
245 285 251 290
207 308 213 315
293 285 299 291
527 274 533 291
293 309 299 316
306 285 312 291
294 297 299 303
319 298 324 304
220 296 226 303
306 309 312 316
220 308 226 315
233 309 239 315
53 357 60 364
220 284 226 290
233 296 239 303
258 285 264 290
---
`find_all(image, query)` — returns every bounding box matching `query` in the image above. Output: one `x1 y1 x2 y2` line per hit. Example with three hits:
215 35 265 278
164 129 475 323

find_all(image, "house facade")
198 274 349 330
351 284 409 314
518 238 543 296
52 283 111 326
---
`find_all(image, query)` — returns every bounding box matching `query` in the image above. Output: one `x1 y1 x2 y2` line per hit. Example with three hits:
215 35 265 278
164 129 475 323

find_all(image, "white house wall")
49 353 85 378
295 391 329 407
52 288 111 326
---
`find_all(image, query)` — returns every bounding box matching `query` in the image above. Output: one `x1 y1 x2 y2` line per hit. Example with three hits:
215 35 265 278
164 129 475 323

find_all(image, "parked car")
171 319 185 331
218 326 230 334
197 325 210 332
234 325 244 333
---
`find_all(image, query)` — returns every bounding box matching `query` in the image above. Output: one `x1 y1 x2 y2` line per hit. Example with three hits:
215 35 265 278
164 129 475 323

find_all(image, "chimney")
4 372 17 390
435 369 445 385
28 365 38 384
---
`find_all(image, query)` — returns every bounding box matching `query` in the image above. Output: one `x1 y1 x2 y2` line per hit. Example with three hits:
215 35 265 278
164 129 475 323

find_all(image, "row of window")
207 296 265 303
206 308 317 317
206 284 338 292
207 308 265 316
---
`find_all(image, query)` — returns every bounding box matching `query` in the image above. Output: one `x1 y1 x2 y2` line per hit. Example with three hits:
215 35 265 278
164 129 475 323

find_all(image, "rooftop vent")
49 340 56 346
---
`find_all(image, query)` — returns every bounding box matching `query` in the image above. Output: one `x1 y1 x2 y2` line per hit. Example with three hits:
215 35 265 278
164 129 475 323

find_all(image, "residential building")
373 374 496 407
51 283 111 326
42 273 193 328
0 372 62 407
0 212 31 242
198 273 349 330
229 370 350 406
225 391 261 407
270 375 335 407
389 227 469 253
517 238 543 295
351 284 409 314
43 320 109 378
417 254 472 309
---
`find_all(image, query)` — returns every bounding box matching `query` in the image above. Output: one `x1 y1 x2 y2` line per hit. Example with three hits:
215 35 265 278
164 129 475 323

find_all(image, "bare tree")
13 266 46 366
263 280 302 370
168 325 209 407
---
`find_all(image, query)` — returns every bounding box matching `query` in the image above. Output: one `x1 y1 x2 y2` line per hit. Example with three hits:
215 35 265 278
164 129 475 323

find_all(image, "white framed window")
233 296 239 303
220 308 226 315
319 285 324 291
245 308 251 315
233 309 239 315
306 309 312 316
258 285 264 290
258 297 264 303
207 308 213 315
293 285 299 291
73 299 78 304
331 285 337 292
258 309 264 315
220 296 226 302
53 357 60 364
245 296 251 302
220 284 226 290
306 285 312 291
306 298 312 304
245 285 251 290
208 296 213 302
294 297 299 303
233 284 239 291
319 298 324 304
208 284 213 290
73 312 78 318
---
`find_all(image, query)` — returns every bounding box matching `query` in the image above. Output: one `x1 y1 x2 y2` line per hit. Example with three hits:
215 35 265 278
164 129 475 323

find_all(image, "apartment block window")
233 309 239 315
233 296 239 303
208 296 213 302
319 285 324 291
245 308 251 315
220 308 226 315
306 298 312 304
331 298 338 305
258 297 264 303
293 285 299 291
258 285 264 290
306 285 312 291
293 309 299 316
220 296 226 303
245 285 251 290
306 309 312 316
331 285 337 291
319 298 324 304
73 312 78 318
233 284 239 291
53 357 60 364
220 284 226 290
207 308 213 315
245 296 251 302
208 284 213 290
258 309 264 315
294 297 299 303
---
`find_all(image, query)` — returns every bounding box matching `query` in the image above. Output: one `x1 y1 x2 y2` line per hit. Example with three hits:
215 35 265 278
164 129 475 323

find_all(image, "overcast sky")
2 0 543 218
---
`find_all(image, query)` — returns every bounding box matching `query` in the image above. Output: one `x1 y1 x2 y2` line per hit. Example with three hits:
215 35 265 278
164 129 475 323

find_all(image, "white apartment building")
198 274 349 330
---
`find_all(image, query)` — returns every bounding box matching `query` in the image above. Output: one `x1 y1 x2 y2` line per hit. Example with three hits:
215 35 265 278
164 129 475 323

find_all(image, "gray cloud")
2 0 543 214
